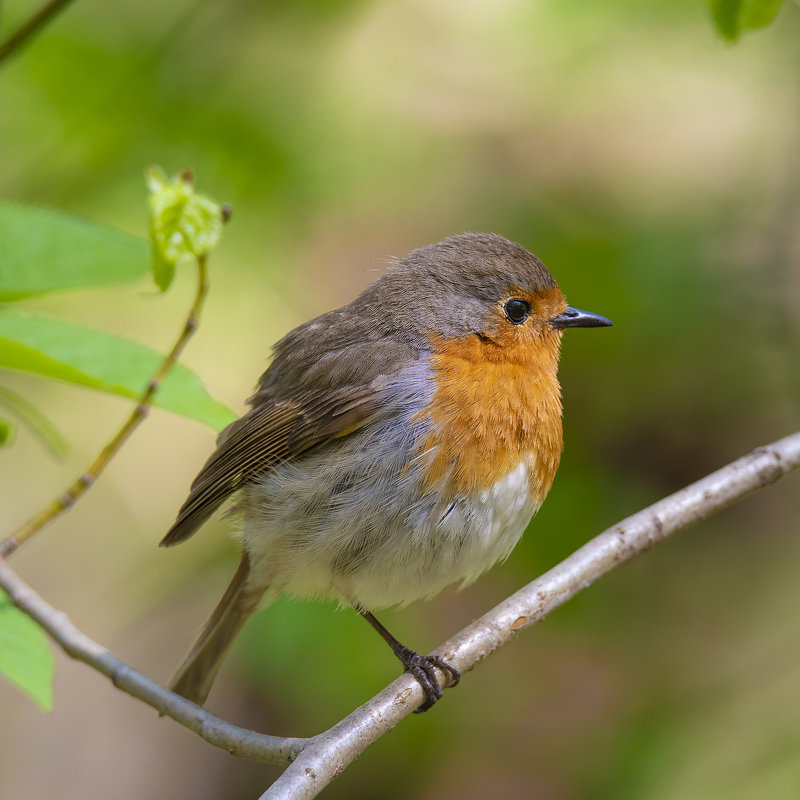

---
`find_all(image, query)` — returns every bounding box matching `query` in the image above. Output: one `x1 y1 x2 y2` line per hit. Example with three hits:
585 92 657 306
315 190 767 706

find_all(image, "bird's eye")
504 299 530 325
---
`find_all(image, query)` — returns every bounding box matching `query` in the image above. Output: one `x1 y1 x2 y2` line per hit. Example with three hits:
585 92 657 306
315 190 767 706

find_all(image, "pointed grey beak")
550 306 613 329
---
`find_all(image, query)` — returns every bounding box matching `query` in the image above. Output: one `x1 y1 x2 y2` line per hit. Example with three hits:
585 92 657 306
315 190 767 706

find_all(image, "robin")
162 233 612 710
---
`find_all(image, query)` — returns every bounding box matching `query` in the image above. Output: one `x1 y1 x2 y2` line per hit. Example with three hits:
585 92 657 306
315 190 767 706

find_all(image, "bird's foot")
397 647 460 712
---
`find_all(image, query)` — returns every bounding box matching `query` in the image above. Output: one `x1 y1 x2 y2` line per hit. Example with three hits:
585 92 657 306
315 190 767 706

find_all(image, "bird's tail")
169 553 265 706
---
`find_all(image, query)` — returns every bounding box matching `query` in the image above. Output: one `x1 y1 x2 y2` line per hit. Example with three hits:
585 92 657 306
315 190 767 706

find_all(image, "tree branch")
0 0 77 66
0 433 798 798
0 558 306 764
261 432 800 799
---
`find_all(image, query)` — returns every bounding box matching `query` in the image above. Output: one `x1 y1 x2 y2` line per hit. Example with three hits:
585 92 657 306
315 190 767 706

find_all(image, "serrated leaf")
0 384 69 457
0 309 237 432
0 589 55 711
709 0 784 41
0 200 149 301
146 168 226 291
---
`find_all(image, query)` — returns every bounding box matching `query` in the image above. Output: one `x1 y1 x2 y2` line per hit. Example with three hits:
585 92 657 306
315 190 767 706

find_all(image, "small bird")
162 233 611 710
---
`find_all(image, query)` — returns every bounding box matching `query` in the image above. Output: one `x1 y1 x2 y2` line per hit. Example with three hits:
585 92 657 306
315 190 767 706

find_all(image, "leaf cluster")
0 170 233 707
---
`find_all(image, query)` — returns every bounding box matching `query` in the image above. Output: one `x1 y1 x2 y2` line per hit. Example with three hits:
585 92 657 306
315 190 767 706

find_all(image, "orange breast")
421 325 564 504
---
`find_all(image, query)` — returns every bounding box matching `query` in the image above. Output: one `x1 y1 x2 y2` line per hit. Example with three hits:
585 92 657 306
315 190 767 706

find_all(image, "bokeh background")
2 0 800 798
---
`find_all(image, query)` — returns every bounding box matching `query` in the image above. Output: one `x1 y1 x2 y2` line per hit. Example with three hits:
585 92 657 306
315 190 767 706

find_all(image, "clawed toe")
399 650 461 712
425 654 461 688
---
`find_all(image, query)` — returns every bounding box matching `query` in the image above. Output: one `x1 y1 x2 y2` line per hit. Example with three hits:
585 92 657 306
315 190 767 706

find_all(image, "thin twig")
0 434 797 795
0 255 210 558
0 560 306 764
0 0 77 66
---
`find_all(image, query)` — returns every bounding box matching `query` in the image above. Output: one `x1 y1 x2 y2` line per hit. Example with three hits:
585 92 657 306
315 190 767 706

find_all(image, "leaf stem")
0 255 210 558
0 0 77 66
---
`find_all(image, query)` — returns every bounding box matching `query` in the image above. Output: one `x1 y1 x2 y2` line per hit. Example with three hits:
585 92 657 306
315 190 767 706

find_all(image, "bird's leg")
359 610 460 712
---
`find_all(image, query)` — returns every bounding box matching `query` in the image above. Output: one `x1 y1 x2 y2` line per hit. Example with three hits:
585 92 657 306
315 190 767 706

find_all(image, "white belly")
342 458 540 609
244 454 540 611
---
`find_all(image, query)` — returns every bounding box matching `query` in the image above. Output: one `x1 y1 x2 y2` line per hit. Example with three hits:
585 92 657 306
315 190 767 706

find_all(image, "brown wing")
159 386 380 547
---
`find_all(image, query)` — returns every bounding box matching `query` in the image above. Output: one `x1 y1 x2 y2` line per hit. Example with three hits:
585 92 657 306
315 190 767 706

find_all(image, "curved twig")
0 559 306 764
0 255 210 558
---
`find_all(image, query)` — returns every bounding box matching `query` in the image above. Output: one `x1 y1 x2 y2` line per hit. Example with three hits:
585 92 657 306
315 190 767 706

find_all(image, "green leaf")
709 0 784 41
740 0 784 29
0 200 149 301
0 309 237 432
0 416 15 446
0 589 55 711
151 251 176 294
146 167 226 291
0 384 69 457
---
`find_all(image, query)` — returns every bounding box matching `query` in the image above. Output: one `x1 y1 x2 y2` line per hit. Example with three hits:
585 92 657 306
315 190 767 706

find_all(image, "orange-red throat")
421 286 567 502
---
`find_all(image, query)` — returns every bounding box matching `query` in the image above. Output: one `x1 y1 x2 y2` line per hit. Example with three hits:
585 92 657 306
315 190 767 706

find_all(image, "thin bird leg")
359 610 460 712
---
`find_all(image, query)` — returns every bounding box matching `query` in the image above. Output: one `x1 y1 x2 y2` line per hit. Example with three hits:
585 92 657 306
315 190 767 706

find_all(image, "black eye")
504 299 530 325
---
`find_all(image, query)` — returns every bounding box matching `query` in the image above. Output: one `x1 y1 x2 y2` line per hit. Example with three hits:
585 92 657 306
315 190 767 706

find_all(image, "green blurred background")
2 0 800 797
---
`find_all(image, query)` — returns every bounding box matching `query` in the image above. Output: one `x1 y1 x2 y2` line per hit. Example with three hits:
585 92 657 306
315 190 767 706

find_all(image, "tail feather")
169 553 264 705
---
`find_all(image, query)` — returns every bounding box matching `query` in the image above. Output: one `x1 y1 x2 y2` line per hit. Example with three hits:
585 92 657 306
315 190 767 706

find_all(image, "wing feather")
160 387 380 547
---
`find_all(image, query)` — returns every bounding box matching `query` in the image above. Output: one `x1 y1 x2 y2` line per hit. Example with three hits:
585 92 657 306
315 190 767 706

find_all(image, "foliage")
0 589 54 711
0 172 233 707
0 308 234 432
0 200 148 301
0 384 67 457
0 0 799 798
0 194 234 454
708 0 785 40
147 167 227 291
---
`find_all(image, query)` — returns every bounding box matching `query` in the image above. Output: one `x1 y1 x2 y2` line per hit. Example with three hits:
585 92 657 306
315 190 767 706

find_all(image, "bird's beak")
549 307 613 329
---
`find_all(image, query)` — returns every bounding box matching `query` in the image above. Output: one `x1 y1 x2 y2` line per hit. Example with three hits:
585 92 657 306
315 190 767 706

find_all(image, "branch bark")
0 433 798 798
0 559 306 764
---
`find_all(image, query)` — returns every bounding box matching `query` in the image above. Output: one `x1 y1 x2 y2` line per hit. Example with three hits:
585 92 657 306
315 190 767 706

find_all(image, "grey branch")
0 560 305 764
1 433 798 799
261 432 800 799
